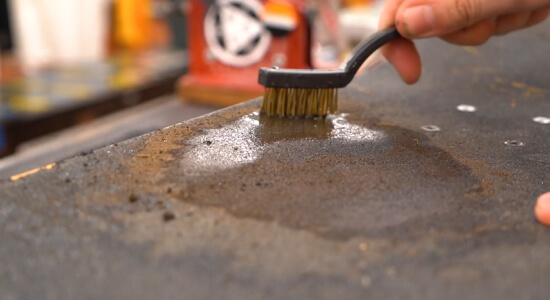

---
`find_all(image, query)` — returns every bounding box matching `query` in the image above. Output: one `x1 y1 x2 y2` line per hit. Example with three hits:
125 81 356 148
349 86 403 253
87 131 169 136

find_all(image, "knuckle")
469 33 490 45
470 26 493 45
454 0 480 25
443 22 494 46
528 9 550 26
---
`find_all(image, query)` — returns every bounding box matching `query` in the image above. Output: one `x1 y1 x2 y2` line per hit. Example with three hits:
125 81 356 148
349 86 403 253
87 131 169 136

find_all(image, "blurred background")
0 0 385 178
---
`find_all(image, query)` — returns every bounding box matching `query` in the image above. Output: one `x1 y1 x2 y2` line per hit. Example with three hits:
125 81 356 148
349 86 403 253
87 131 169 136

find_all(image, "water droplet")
328 115 383 142
457 104 477 112
332 117 348 128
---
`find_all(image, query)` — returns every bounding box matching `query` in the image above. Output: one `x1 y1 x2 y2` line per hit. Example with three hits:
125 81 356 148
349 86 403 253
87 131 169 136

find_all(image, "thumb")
394 0 550 38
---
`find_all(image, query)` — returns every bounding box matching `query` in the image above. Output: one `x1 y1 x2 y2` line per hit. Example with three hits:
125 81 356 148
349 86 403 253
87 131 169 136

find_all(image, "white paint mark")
457 104 477 112
421 125 441 132
533 116 550 124
504 140 524 147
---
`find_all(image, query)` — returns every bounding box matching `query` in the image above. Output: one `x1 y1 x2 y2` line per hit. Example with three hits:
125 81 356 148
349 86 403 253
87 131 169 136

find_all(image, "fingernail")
402 5 435 37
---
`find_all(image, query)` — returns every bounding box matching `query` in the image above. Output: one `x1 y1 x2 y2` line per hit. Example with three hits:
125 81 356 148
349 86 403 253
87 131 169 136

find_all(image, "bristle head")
260 87 338 118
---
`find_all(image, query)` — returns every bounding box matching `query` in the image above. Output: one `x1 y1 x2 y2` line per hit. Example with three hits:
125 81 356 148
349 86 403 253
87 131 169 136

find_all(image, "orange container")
178 0 312 106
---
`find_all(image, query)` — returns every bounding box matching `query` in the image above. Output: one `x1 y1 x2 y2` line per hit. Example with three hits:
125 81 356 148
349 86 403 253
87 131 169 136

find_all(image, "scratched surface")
1 23 549 300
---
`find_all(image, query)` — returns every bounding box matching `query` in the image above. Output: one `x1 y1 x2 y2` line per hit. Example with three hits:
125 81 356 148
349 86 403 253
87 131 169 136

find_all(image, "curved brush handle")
339 27 401 75
258 27 402 89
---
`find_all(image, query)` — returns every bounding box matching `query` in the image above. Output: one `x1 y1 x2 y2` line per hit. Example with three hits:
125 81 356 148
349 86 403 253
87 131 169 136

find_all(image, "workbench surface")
1 23 549 300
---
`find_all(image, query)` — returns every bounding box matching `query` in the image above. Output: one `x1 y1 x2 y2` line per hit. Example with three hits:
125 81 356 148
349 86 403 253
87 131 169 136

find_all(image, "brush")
259 27 401 118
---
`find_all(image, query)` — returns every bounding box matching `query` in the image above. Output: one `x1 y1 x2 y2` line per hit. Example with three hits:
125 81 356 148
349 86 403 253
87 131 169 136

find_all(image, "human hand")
378 0 550 84
535 192 550 226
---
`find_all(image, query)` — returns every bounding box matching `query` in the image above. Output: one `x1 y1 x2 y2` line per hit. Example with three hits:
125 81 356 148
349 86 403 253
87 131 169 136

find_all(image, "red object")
179 0 312 106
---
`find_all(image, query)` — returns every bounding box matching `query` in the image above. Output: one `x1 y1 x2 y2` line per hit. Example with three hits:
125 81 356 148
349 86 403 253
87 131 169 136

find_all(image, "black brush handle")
259 27 402 89
339 27 401 75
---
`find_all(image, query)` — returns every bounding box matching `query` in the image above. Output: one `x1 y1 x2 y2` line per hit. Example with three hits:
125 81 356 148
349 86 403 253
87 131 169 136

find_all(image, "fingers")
494 9 550 36
441 9 550 45
535 191 550 226
380 38 422 84
494 12 532 35
378 0 421 84
378 0 406 30
394 0 550 38
525 8 550 27
377 0 550 83
442 18 496 45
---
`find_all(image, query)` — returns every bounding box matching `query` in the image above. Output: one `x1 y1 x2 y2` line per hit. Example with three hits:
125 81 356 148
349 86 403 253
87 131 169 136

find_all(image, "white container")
9 0 111 71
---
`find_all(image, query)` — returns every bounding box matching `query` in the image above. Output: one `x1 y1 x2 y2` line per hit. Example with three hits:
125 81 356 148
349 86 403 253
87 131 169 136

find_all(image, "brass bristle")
260 87 339 118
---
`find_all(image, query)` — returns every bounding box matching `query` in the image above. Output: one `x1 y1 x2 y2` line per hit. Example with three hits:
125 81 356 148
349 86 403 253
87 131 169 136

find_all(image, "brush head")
260 87 338 118
258 67 350 89
258 67 344 118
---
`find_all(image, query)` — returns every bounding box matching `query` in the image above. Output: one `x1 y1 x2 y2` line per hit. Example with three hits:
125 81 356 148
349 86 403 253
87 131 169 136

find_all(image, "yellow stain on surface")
511 82 527 89
469 67 496 74
511 81 545 96
462 46 482 57
492 78 545 96
11 163 56 181
525 87 544 96
494 77 507 84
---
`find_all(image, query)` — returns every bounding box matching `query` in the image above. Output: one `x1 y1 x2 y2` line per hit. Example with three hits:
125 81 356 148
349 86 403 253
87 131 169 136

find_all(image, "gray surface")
1 22 550 300
0 96 216 179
